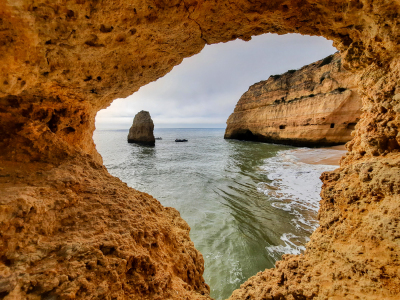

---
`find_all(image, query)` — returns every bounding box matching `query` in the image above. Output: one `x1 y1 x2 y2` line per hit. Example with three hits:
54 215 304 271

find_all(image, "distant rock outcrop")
127 111 155 145
224 53 362 147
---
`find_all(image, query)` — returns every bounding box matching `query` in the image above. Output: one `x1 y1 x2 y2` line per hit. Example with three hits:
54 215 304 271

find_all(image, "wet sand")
291 145 347 166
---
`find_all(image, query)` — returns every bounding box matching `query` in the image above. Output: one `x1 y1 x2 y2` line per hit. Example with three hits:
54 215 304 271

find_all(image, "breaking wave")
258 148 340 258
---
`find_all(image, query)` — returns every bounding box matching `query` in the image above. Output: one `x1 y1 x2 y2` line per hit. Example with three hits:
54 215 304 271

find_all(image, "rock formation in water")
225 53 363 147
127 110 155 145
1 0 400 299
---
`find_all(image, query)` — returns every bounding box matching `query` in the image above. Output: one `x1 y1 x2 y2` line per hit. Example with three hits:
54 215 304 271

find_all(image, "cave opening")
347 122 356 130
2 0 399 299
94 33 338 299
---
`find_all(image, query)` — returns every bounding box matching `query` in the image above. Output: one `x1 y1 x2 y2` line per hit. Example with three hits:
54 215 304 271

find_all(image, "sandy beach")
290 145 347 166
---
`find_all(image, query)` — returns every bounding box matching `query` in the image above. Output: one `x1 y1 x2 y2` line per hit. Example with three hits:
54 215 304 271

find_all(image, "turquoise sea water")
93 128 337 299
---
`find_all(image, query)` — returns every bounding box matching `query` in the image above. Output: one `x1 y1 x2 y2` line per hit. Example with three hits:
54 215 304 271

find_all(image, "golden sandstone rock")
0 0 399 299
225 53 363 147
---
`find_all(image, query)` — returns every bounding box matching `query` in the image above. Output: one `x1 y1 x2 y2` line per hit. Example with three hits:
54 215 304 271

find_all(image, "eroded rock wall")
224 53 363 147
1 0 400 299
0 157 210 299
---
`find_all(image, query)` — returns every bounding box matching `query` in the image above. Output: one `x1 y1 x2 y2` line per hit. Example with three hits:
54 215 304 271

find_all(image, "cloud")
96 33 336 130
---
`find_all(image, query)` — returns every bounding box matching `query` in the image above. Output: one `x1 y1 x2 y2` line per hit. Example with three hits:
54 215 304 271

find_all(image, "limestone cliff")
225 53 362 147
1 0 400 300
127 111 155 145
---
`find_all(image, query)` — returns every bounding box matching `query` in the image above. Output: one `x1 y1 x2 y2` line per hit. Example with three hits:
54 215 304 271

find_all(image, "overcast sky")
95 33 336 130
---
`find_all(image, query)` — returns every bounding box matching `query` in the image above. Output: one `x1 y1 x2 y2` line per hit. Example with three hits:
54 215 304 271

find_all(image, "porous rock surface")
127 110 155 145
1 0 400 300
0 158 210 299
224 53 363 147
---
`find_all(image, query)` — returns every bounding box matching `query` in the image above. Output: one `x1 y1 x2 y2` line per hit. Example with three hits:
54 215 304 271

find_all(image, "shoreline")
291 145 347 166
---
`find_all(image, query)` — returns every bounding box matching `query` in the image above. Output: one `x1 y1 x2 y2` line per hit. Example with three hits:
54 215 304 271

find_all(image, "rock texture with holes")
0 158 210 299
224 53 362 147
127 110 155 145
1 0 400 299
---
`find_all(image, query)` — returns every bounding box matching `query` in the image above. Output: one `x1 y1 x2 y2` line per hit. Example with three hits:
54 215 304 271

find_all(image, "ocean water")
93 128 338 300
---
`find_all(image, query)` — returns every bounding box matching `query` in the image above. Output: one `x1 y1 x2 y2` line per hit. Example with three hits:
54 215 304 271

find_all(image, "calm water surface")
93 128 336 299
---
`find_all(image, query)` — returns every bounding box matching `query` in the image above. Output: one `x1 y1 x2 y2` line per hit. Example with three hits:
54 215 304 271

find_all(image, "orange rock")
0 0 400 299
0 158 211 299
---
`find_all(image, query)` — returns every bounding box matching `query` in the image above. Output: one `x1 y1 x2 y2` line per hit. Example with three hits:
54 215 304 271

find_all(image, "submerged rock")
127 111 155 145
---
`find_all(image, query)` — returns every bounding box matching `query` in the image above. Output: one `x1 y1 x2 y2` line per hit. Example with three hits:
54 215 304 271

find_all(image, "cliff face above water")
127 111 155 145
1 0 400 299
225 53 362 147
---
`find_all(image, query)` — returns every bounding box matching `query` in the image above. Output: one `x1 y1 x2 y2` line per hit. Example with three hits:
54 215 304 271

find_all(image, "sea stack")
225 52 362 147
127 111 155 146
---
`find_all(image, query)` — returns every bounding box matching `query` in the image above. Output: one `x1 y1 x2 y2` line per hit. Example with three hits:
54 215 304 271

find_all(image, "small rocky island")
127 110 155 146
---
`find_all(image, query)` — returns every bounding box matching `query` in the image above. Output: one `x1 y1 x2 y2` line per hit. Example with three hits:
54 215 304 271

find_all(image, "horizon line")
95 127 227 131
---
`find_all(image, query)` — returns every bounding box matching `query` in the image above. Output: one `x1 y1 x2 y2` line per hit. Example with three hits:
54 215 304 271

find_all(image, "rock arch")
0 0 399 299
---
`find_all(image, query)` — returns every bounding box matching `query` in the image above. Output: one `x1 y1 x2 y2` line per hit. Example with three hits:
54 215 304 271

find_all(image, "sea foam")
258 148 339 258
